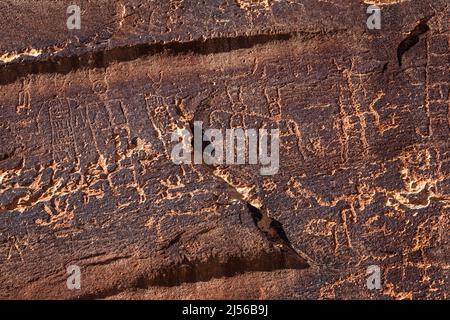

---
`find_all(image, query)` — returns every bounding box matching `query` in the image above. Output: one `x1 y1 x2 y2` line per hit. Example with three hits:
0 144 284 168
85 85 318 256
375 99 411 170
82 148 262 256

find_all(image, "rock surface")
0 0 448 299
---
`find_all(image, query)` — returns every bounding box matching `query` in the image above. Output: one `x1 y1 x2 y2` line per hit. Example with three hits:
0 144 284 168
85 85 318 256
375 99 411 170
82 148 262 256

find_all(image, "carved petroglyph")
49 99 77 166
0 0 448 298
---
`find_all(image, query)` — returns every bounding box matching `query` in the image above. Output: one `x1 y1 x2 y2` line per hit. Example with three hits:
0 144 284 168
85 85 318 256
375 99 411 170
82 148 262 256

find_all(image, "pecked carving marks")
0 1 449 299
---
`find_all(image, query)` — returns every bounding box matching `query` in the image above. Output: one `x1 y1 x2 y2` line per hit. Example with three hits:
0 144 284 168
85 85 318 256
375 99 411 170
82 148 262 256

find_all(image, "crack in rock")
397 15 433 66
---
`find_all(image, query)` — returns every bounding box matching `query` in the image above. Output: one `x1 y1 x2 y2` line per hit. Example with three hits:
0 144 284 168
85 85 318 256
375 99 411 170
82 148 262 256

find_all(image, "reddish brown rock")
0 0 448 299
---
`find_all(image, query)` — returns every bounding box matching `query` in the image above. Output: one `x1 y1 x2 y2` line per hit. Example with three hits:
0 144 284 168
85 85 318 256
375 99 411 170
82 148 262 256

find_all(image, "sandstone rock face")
0 0 448 299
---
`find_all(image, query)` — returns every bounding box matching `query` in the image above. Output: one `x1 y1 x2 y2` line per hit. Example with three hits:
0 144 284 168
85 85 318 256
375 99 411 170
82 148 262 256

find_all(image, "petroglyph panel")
0 0 448 300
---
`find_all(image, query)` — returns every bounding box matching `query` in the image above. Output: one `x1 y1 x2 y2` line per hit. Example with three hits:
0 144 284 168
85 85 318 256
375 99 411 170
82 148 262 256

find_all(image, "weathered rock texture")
0 0 449 299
